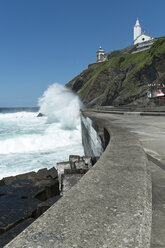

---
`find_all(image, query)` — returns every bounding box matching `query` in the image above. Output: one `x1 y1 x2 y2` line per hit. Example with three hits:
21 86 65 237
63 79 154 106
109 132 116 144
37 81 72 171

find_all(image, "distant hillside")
66 38 165 107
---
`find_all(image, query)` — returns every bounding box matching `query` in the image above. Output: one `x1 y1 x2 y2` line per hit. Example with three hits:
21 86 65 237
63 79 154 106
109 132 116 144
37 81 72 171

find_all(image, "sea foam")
38 83 82 129
0 83 84 178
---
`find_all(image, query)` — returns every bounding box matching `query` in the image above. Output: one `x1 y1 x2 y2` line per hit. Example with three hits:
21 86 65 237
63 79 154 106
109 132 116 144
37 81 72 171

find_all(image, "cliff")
66 37 165 107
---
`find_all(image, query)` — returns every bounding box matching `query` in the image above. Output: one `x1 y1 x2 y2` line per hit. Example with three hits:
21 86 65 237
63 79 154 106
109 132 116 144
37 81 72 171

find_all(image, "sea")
0 84 84 179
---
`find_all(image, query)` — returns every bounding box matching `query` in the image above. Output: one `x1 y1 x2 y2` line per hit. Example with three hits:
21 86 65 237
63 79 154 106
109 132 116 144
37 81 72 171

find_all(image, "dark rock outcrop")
0 167 59 247
33 195 61 218
0 155 96 247
37 113 45 117
0 218 34 248
66 38 165 107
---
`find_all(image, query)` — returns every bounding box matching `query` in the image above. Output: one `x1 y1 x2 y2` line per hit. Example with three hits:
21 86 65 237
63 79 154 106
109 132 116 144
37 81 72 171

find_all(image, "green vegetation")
79 61 111 98
150 37 165 56
79 74 98 98
67 37 165 105
126 81 141 95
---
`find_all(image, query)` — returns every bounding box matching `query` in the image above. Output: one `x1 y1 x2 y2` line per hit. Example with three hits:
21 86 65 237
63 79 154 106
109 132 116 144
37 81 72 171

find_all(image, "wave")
0 83 83 156
0 123 82 154
38 83 83 129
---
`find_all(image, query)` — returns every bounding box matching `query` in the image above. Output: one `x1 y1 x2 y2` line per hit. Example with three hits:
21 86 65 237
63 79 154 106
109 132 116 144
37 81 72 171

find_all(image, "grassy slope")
67 37 165 104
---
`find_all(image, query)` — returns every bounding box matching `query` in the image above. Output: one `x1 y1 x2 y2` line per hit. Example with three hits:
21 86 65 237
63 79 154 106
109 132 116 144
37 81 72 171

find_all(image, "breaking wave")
38 83 82 129
0 83 84 178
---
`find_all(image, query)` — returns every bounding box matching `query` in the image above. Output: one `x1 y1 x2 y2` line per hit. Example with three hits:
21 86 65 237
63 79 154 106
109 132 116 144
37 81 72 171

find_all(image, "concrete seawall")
5 111 152 248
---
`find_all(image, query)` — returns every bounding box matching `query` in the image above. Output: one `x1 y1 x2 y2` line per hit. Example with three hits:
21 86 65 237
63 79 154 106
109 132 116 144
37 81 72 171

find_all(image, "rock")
37 113 45 117
0 167 58 186
0 195 40 234
45 167 58 179
34 179 59 201
72 77 84 92
0 179 43 199
0 176 17 186
0 180 5 187
33 195 61 218
0 159 94 244
0 218 34 248
0 167 60 244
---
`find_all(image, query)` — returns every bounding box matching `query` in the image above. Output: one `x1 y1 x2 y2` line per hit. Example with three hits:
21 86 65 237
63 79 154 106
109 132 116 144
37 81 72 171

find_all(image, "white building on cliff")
96 18 156 63
96 46 106 63
133 18 155 45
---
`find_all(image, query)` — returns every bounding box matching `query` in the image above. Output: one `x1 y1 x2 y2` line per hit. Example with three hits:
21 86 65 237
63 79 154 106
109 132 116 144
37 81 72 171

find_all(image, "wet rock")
0 218 34 248
45 167 58 179
0 167 60 245
0 195 40 234
0 168 59 200
37 113 45 117
0 179 41 199
34 179 59 201
33 195 61 218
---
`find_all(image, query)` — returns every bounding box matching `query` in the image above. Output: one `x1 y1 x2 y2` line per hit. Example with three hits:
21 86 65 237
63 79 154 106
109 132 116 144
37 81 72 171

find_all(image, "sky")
0 0 164 107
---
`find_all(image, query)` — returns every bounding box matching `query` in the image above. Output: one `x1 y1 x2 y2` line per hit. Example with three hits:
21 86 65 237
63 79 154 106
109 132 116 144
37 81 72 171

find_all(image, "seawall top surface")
5 111 152 248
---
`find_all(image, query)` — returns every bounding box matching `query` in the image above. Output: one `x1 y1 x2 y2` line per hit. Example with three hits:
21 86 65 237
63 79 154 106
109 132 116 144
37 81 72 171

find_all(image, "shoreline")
0 112 104 247
0 154 97 247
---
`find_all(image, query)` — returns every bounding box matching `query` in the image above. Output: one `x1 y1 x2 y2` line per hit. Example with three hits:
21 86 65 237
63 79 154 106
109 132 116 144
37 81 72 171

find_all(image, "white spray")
0 83 104 179
0 83 84 163
38 83 82 129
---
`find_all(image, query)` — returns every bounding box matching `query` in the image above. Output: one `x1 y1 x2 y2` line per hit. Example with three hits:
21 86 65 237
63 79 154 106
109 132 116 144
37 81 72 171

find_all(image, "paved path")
91 111 165 248
92 111 165 164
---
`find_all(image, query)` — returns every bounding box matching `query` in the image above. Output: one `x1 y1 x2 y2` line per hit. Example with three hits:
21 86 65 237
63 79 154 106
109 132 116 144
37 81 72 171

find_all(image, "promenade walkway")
90 109 165 248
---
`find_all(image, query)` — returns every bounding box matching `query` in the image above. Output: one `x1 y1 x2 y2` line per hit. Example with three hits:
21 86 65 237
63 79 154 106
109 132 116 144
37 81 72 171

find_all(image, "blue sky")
0 0 164 106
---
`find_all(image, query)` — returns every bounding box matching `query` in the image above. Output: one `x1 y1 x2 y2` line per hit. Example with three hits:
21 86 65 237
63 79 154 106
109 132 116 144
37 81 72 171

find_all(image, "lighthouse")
133 18 154 45
96 46 105 62
134 18 142 42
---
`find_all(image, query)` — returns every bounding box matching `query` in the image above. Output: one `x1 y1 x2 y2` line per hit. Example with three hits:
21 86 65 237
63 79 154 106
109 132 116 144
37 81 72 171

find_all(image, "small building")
133 18 155 45
96 46 106 62
95 18 157 63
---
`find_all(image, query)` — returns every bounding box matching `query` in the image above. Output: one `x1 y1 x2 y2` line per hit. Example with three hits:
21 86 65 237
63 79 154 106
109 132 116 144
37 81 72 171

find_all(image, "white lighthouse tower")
134 18 142 43
133 18 155 45
96 46 105 62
